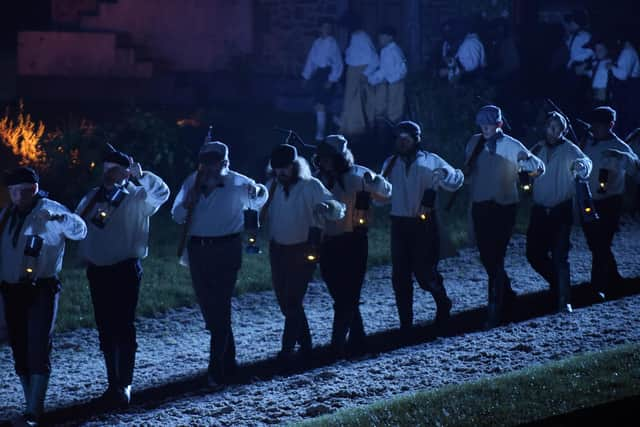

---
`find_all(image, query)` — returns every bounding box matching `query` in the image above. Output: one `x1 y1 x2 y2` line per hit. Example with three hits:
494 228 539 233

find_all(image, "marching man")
172 140 268 388
1 167 87 426
76 148 170 408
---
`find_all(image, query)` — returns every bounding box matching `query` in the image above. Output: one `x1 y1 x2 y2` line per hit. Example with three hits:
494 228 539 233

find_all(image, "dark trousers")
390 215 449 329
1 278 60 376
187 235 241 379
87 258 142 387
581 195 624 293
319 232 367 351
309 67 335 107
472 201 517 326
270 241 315 354
526 201 573 310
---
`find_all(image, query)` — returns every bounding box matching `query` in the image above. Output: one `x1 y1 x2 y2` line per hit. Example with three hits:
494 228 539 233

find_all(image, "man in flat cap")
465 105 545 328
314 134 391 357
1 167 86 425
76 148 170 407
171 140 268 388
262 144 345 366
379 121 463 333
581 106 639 299
526 112 592 313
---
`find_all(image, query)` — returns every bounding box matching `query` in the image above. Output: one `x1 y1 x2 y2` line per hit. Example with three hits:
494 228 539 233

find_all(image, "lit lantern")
353 191 371 233
575 178 599 223
598 168 609 194
418 189 436 222
91 186 128 228
244 208 261 254
519 170 533 193
20 235 43 285
305 226 322 263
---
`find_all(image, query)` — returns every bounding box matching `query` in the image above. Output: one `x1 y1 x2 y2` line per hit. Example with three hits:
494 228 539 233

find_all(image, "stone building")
17 0 513 104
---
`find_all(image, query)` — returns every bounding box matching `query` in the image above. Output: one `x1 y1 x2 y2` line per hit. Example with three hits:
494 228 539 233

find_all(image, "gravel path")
1 220 639 426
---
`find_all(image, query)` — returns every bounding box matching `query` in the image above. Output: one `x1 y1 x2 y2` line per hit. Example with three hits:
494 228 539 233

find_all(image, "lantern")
91 186 128 228
519 170 533 193
597 168 609 194
305 226 322 263
575 178 599 223
20 234 43 285
418 189 436 222
244 208 261 254
353 191 371 233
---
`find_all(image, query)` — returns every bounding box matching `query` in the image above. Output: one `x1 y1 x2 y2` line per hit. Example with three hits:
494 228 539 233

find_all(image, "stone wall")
254 0 343 77
17 31 154 77
51 0 98 25
19 0 254 77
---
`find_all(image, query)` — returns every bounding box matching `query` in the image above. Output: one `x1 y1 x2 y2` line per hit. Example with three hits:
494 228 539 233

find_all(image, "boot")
330 309 349 359
297 313 312 354
116 346 135 408
346 309 367 357
25 374 49 426
557 277 572 314
207 335 225 390
434 295 452 327
19 375 30 406
394 290 413 331
431 274 452 327
93 350 119 407
486 277 503 329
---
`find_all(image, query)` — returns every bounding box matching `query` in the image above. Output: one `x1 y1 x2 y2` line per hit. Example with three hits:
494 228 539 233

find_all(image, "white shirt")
380 151 464 217
531 139 593 207
301 36 344 83
345 30 380 77
610 42 640 80
318 164 391 236
368 42 407 85
76 171 170 266
455 33 486 72
588 58 612 89
265 177 345 245
1 198 87 283
583 135 640 200
171 170 268 236
466 131 546 204
566 30 594 67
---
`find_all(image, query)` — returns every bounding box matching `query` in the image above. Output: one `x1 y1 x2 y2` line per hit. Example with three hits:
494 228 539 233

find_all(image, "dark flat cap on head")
588 106 616 125
4 167 39 186
104 150 132 168
395 121 421 140
547 111 568 129
271 144 298 169
198 141 229 164
318 134 348 157
476 105 503 126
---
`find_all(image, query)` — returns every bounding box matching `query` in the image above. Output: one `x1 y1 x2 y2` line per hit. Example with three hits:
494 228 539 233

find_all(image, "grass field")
296 342 640 427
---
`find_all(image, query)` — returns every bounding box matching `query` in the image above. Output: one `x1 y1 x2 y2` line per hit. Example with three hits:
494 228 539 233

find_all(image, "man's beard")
396 144 418 157
276 174 292 186
545 134 563 146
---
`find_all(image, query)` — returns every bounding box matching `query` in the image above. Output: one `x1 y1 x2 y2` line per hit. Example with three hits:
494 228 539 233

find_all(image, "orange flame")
0 100 46 166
